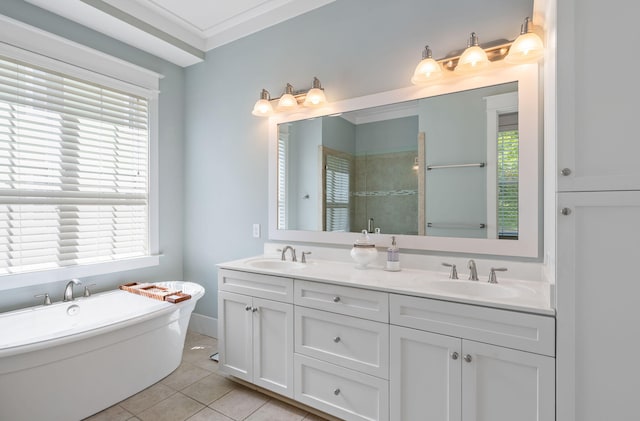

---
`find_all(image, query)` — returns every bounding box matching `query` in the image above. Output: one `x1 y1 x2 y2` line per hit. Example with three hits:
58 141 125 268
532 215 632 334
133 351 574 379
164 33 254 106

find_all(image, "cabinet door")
252 297 294 397
218 291 253 382
390 325 461 421
557 191 640 421
461 340 554 421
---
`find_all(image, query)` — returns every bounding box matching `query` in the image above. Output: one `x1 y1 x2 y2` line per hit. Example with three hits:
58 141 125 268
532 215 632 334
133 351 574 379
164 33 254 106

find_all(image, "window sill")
0 255 161 291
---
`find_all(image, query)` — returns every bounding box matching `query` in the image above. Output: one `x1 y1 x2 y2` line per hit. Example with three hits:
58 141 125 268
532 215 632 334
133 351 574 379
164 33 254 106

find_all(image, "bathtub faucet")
63 278 82 302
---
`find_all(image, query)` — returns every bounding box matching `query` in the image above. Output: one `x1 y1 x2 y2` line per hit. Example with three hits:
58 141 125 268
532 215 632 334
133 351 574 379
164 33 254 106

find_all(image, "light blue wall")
183 0 534 319
355 116 419 155
0 0 185 312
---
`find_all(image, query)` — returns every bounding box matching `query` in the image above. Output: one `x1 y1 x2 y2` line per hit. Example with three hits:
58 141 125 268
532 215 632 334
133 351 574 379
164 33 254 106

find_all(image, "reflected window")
323 148 352 231
497 112 519 239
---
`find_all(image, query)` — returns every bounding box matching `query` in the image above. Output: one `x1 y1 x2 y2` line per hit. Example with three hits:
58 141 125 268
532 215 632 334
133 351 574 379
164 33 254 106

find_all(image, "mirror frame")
268 64 540 257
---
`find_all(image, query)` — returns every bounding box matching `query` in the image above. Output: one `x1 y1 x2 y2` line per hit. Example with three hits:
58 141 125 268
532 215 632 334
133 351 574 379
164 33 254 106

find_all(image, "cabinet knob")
333 336 341 343
561 207 572 216
464 354 473 363
333 296 341 303
451 352 459 360
561 168 572 176
252 307 259 313
245 305 252 311
333 388 341 396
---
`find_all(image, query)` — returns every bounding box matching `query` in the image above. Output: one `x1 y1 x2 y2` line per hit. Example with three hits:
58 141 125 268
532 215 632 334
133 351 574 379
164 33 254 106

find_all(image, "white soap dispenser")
386 236 401 271
350 230 378 269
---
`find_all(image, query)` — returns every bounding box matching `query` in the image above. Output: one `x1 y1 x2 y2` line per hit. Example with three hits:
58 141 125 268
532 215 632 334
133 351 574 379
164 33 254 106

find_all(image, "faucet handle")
34 293 51 306
442 263 458 279
83 283 96 297
301 252 312 263
488 267 508 284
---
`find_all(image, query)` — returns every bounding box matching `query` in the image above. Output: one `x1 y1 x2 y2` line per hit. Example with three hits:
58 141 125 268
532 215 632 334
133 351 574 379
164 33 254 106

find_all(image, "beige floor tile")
119 382 177 414
181 372 237 405
83 404 134 421
245 400 308 421
302 413 331 421
208 387 269 420
186 407 234 421
162 361 212 390
137 393 204 421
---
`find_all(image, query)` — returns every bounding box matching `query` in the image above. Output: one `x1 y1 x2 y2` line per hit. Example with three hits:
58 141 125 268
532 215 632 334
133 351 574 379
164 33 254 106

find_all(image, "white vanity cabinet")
390 294 555 421
217 267 555 421
218 269 294 397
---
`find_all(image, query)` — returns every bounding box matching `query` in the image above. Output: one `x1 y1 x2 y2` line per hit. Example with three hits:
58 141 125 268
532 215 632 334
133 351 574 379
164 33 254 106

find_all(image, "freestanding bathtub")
0 281 204 421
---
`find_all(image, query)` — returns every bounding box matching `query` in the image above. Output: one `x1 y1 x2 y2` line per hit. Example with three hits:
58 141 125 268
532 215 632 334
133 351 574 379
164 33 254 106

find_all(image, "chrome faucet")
63 278 81 302
468 260 479 281
281 246 297 262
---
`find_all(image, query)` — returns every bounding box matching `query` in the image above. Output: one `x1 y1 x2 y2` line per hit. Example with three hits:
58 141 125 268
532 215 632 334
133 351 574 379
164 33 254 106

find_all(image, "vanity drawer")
295 306 389 379
218 269 293 303
294 280 389 322
390 294 555 356
294 354 389 421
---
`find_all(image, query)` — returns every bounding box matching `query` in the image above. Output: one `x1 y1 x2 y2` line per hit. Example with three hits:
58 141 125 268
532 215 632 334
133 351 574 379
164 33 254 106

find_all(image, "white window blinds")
324 150 351 232
0 55 149 275
497 112 518 239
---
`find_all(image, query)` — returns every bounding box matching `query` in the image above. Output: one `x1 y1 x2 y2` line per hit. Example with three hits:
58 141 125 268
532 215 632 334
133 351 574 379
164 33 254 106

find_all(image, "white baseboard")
189 312 217 338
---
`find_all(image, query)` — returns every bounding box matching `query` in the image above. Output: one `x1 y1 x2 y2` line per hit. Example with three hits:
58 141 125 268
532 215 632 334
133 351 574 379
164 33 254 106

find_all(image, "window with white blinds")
277 129 288 230
497 112 518 239
323 148 352 232
0 55 150 275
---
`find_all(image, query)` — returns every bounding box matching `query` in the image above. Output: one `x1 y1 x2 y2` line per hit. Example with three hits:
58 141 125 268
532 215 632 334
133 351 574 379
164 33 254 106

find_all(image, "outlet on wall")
252 223 261 238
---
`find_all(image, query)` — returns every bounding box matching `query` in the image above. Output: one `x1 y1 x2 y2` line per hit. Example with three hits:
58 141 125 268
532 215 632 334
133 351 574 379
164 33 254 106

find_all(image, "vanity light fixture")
252 77 328 117
411 17 544 85
455 32 490 73
411 45 443 84
505 17 544 63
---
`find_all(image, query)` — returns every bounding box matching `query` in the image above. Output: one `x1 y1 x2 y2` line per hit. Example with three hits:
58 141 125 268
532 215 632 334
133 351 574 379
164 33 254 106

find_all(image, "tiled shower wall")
353 151 418 235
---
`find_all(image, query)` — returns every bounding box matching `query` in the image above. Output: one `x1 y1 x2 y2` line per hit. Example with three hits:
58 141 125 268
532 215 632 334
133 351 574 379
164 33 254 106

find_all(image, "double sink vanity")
217 250 555 421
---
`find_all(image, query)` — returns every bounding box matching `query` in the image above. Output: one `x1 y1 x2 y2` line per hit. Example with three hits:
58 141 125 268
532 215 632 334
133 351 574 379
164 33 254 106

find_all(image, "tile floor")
85 331 330 421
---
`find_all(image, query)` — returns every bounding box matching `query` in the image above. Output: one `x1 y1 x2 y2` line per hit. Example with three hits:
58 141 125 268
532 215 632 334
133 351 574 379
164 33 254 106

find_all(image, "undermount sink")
245 258 306 270
426 280 523 299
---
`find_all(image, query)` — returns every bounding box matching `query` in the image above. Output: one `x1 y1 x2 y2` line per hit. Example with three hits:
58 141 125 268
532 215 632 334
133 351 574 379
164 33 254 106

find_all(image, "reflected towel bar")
428 222 487 229
427 162 486 170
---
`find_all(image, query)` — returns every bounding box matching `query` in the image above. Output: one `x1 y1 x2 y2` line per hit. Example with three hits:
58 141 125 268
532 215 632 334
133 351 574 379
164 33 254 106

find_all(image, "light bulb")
277 83 298 111
303 77 327 107
506 18 544 64
411 45 443 84
455 32 489 73
251 89 273 117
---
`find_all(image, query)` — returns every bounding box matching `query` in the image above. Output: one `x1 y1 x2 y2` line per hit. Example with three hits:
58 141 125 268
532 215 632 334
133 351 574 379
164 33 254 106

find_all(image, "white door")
557 191 640 421
218 291 253 382
252 297 294 397
461 340 554 421
390 325 462 421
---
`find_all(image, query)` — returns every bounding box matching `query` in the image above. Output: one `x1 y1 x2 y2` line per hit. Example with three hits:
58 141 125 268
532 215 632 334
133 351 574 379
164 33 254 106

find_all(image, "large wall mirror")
268 65 540 257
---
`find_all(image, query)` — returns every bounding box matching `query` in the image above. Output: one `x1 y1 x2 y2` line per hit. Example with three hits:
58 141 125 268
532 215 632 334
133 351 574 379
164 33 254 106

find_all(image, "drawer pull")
451 352 459 360
333 296 341 303
333 388 341 396
245 305 252 311
252 307 259 313
333 336 341 343
464 354 473 363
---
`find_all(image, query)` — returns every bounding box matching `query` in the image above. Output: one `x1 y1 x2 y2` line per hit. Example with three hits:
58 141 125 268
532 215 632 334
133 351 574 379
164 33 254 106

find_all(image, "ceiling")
23 0 336 67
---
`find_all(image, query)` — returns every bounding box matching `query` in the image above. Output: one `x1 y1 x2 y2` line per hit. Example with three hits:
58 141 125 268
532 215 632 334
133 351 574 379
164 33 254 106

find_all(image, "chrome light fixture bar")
252 77 328 117
411 17 543 85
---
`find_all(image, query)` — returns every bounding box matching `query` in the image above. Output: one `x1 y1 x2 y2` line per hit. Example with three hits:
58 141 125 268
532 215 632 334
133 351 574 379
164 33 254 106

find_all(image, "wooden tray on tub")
119 282 191 303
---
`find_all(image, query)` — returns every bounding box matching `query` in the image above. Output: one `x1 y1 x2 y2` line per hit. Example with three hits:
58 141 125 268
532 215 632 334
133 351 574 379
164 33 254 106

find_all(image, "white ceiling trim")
23 0 336 67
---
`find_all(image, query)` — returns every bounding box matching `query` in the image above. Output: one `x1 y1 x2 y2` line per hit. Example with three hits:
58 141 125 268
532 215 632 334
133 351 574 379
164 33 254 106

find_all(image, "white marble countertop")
218 255 555 316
